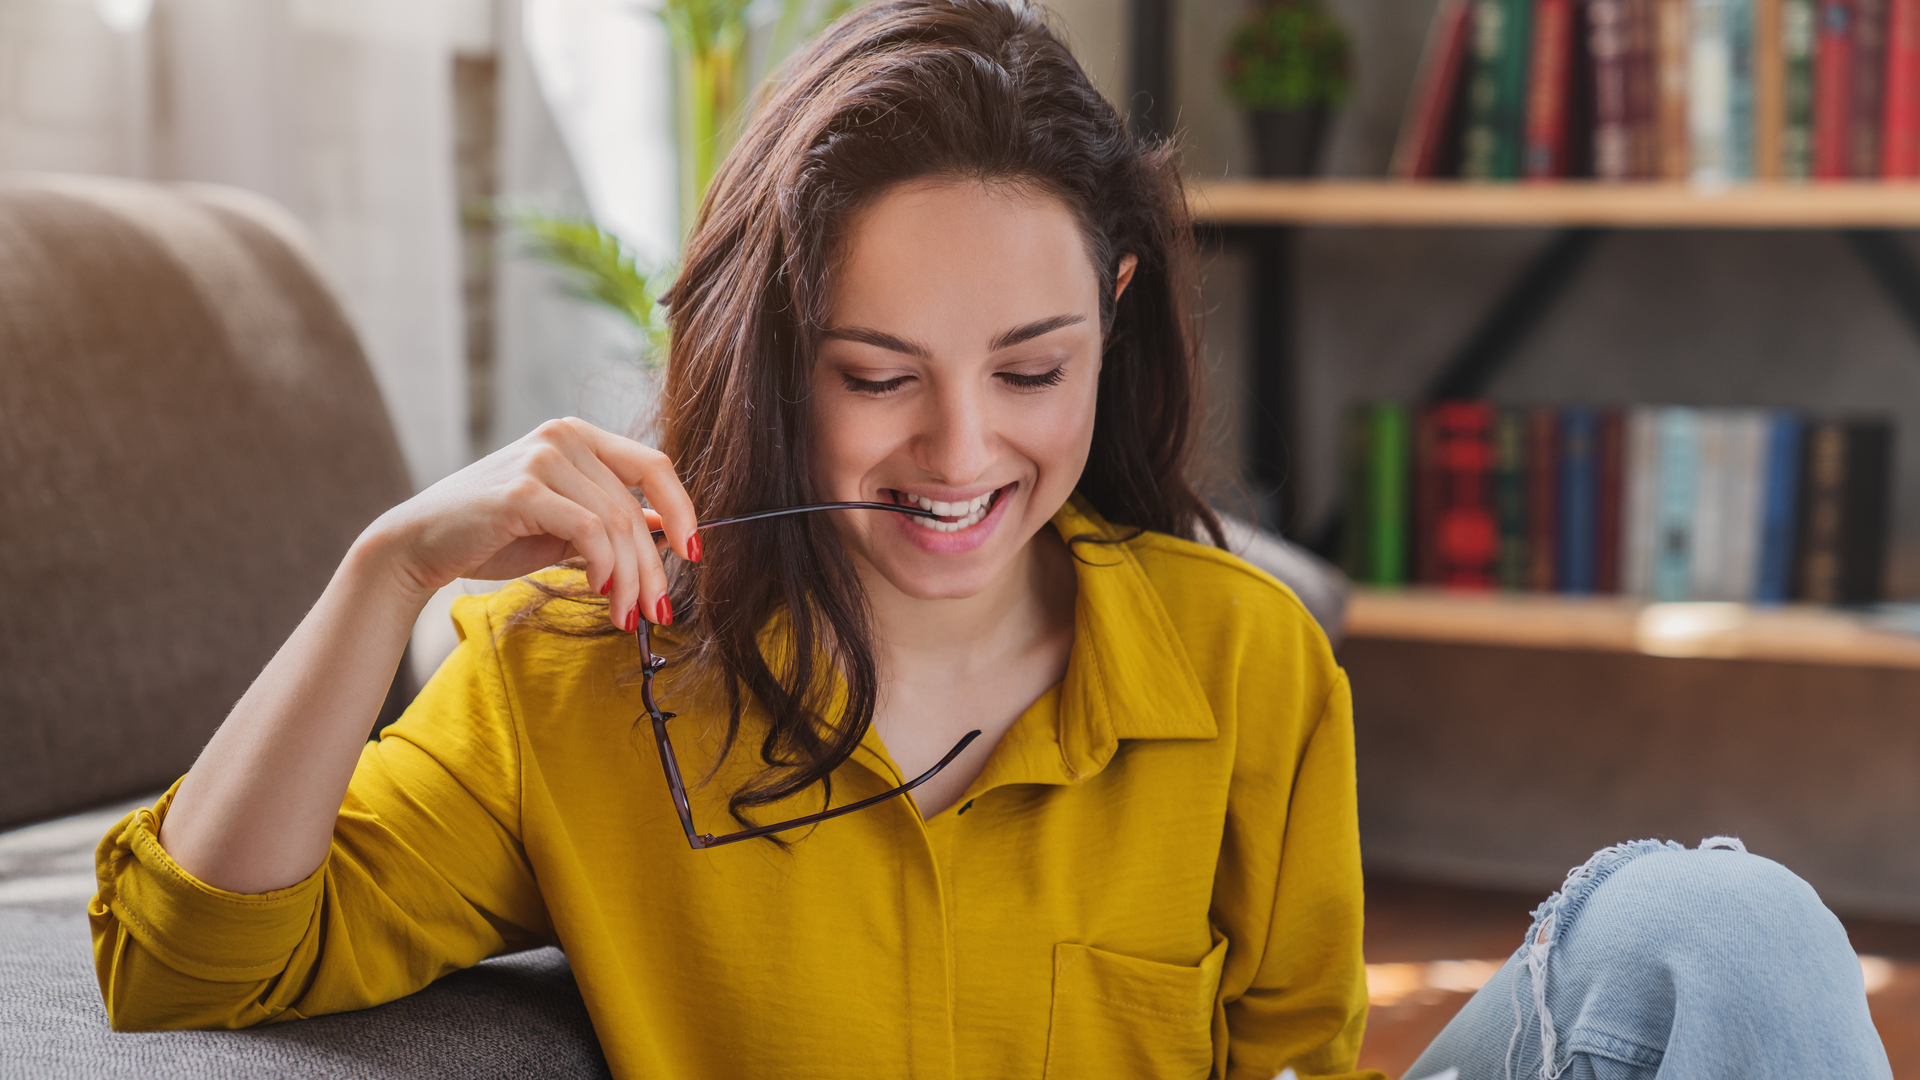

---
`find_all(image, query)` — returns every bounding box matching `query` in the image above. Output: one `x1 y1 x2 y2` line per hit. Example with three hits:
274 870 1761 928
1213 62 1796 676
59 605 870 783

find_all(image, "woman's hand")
361 418 699 629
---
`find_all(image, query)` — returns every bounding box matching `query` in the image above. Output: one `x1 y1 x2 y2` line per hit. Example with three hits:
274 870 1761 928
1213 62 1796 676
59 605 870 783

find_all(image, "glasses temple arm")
687 728 983 849
648 500 937 540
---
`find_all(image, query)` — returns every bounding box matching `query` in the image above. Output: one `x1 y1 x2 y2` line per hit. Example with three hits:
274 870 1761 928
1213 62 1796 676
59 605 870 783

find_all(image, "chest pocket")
1042 934 1228 1080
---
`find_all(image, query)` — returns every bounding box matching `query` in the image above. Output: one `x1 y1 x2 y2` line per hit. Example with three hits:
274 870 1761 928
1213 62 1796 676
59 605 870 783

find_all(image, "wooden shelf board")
1187 180 1920 229
1345 588 1920 670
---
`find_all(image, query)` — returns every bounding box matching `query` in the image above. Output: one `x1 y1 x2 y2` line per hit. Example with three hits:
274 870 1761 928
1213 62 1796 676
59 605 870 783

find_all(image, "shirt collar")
853 494 1218 797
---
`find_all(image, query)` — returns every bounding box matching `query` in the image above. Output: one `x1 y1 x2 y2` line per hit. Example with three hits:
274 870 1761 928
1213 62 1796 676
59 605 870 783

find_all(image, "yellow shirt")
91 497 1377 1080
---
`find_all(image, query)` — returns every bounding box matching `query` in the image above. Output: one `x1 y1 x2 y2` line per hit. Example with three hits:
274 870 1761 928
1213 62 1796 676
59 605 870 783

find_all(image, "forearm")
157 530 430 894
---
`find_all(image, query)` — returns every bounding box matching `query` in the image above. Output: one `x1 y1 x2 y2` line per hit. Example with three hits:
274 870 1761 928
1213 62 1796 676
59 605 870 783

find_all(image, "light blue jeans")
1404 837 1894 1080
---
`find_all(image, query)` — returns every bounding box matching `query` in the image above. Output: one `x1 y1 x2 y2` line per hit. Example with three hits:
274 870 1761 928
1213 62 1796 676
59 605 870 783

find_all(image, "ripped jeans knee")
1402 837 1890 1080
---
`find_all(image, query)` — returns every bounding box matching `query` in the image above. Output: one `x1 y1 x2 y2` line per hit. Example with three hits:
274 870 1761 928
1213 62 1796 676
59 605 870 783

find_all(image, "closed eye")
842 373 913 395
997 367 1066 390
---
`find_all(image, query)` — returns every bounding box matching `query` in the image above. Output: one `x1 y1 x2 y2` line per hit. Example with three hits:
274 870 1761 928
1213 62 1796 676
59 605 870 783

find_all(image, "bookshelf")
1187 180 1920 230
1346 589 1920 670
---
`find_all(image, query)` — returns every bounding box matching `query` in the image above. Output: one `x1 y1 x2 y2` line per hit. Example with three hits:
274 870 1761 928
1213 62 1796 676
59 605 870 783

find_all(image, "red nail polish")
624 604 639 633
599 575 613 596
686 533 702 563
655 595 673 626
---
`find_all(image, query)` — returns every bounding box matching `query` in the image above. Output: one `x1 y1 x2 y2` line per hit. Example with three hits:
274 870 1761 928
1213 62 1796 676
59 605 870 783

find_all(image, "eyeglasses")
639 501 983 849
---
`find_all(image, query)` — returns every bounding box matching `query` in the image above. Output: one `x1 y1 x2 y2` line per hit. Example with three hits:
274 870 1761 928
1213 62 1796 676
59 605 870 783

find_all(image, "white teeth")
900 487 1000 533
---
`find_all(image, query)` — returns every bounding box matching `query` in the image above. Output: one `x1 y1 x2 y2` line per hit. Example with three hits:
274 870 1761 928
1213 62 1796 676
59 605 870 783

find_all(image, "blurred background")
5 0 1920 1069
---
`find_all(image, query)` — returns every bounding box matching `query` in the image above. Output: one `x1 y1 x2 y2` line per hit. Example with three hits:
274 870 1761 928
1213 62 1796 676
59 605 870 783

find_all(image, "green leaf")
511 211 672 367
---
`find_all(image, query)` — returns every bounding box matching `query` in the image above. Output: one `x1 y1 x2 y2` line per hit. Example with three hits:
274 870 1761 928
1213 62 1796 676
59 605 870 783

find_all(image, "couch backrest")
0 175 413 828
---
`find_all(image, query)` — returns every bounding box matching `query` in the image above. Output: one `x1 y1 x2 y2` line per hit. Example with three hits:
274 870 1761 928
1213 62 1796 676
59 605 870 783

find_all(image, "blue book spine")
1753 410 1804 603
1557 406 1600 593
1651 407 1700 601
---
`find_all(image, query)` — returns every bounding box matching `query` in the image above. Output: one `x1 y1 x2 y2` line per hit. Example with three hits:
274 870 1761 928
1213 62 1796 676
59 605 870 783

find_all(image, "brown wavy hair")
542 0 1221 831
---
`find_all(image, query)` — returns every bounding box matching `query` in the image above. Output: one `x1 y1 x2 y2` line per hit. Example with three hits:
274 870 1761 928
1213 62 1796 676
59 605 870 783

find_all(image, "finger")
552 439 675 626
558 418 700 561
507 485 622 622
525 450 649 630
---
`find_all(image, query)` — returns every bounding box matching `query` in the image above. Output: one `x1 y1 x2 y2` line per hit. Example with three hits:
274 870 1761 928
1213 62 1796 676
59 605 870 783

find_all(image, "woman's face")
809 179 1129 601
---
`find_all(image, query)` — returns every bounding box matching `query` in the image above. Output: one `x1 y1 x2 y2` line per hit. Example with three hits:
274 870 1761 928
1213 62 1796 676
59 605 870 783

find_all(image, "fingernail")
624 604 639 633
686 533 702 563
599 575 613 596
654 595 673 626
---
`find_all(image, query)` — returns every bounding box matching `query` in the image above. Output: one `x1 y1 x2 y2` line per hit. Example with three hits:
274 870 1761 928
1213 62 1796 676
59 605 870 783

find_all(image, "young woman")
91 1 1890 1077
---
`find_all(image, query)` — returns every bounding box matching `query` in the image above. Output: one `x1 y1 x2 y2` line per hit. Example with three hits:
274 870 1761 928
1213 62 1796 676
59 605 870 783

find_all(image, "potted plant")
1221 0 1353 177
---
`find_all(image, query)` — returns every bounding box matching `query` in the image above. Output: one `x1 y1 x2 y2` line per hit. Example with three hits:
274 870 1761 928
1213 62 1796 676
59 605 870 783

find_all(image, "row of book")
1340 401 1896 604
1391 0 1920 183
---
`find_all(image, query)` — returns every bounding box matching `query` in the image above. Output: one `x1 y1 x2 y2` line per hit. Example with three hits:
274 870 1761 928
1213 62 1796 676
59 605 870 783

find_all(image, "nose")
914 377 995 487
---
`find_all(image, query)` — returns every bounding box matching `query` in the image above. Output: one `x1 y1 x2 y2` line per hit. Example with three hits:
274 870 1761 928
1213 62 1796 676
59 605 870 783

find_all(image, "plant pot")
1246 106 1330 178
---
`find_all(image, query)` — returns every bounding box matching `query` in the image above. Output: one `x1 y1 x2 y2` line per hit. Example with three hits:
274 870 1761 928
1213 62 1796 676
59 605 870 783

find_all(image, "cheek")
808 389 892 496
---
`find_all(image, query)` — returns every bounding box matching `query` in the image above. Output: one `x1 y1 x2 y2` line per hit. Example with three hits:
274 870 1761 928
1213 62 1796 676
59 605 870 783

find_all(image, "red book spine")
1414 407 1444 584
1884 0 1920 175
1527 406 1560 591
1595 409 1626 593
1525 0 1577 177
1394 0 1477 178
1433 401 1498 587
1624 0 1660 178
1815 0 1856 178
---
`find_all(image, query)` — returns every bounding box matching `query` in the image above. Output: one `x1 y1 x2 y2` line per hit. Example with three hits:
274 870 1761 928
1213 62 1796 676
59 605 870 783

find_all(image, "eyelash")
842 374 912 395
999 367 1067 390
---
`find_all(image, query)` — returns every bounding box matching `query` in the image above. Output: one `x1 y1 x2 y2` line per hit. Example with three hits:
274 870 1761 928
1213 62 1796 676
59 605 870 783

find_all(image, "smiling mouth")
883 483 1014 533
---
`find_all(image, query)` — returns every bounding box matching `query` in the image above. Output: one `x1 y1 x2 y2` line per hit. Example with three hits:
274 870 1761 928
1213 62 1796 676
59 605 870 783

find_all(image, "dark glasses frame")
639 500 983 849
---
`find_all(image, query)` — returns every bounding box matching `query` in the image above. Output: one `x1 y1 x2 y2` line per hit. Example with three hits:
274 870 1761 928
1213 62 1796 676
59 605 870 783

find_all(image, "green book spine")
1369 402 1412 585
1339 405 1373 580
1494 405 1531 589
1781 0 1816 177
1464 0 1535 178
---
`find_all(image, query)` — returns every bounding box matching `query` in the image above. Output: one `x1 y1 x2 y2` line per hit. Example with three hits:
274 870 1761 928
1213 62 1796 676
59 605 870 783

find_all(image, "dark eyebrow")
989 313 1085 351
820 326 933 359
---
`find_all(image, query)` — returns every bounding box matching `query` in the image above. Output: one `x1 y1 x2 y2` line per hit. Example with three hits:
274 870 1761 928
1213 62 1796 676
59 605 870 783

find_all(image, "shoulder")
441 567 644 716
1125 529 1336 671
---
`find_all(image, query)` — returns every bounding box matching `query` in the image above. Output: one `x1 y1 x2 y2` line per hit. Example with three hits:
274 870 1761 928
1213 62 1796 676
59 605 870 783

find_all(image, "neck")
857 528 1077 679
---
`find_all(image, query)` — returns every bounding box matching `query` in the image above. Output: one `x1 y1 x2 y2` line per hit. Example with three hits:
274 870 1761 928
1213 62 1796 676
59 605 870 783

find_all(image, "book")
1558 406 1602 592
1394 0 1478 178
1783 0 1819 176
1495 406 1532 588
1414 406 1443 583
1370 402 1412 586
1837 419 1894 603
1428 401 1500 586
1852 0 1889 175
1797 418 1848 601
1652 406 1700 601
1593 0 1637 177
1526 0 1579 176
1814 0 1855 177
1528 406 1561 590
1627 0 1663 175
1882 0 1920 174
1596 409 1627 592
1728 0 1757 177
1465 0 1536 178
1756 0 1787 176
1621 405 1664 595
1691 0 1735 181
1658 0 1696 176
1690 410 1767 600
1754 410 1804 602
1690 410 1733 598
1339 405 1373 582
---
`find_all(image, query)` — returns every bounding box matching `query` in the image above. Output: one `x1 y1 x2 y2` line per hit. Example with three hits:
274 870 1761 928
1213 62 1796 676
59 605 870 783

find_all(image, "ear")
1113 253 1139 301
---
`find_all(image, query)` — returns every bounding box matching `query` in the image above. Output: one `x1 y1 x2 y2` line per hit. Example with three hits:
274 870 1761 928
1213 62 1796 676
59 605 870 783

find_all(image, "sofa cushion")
0 176 414 829
1 800 610 1079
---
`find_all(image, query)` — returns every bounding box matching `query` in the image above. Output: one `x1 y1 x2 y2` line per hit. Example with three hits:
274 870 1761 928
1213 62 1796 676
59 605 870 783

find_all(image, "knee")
1557 841 1852 976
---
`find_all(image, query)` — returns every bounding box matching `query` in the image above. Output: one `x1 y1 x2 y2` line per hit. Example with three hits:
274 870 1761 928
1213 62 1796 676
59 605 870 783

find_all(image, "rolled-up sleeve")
89 594 553 1031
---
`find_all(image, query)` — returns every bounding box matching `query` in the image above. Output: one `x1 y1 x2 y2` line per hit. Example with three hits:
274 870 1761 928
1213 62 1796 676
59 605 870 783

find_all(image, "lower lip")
891 484 1017 555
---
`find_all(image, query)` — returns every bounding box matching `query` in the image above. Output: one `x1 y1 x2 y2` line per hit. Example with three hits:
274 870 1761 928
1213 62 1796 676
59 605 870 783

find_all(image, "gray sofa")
0 175 610 1078
0 174 1347 1077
